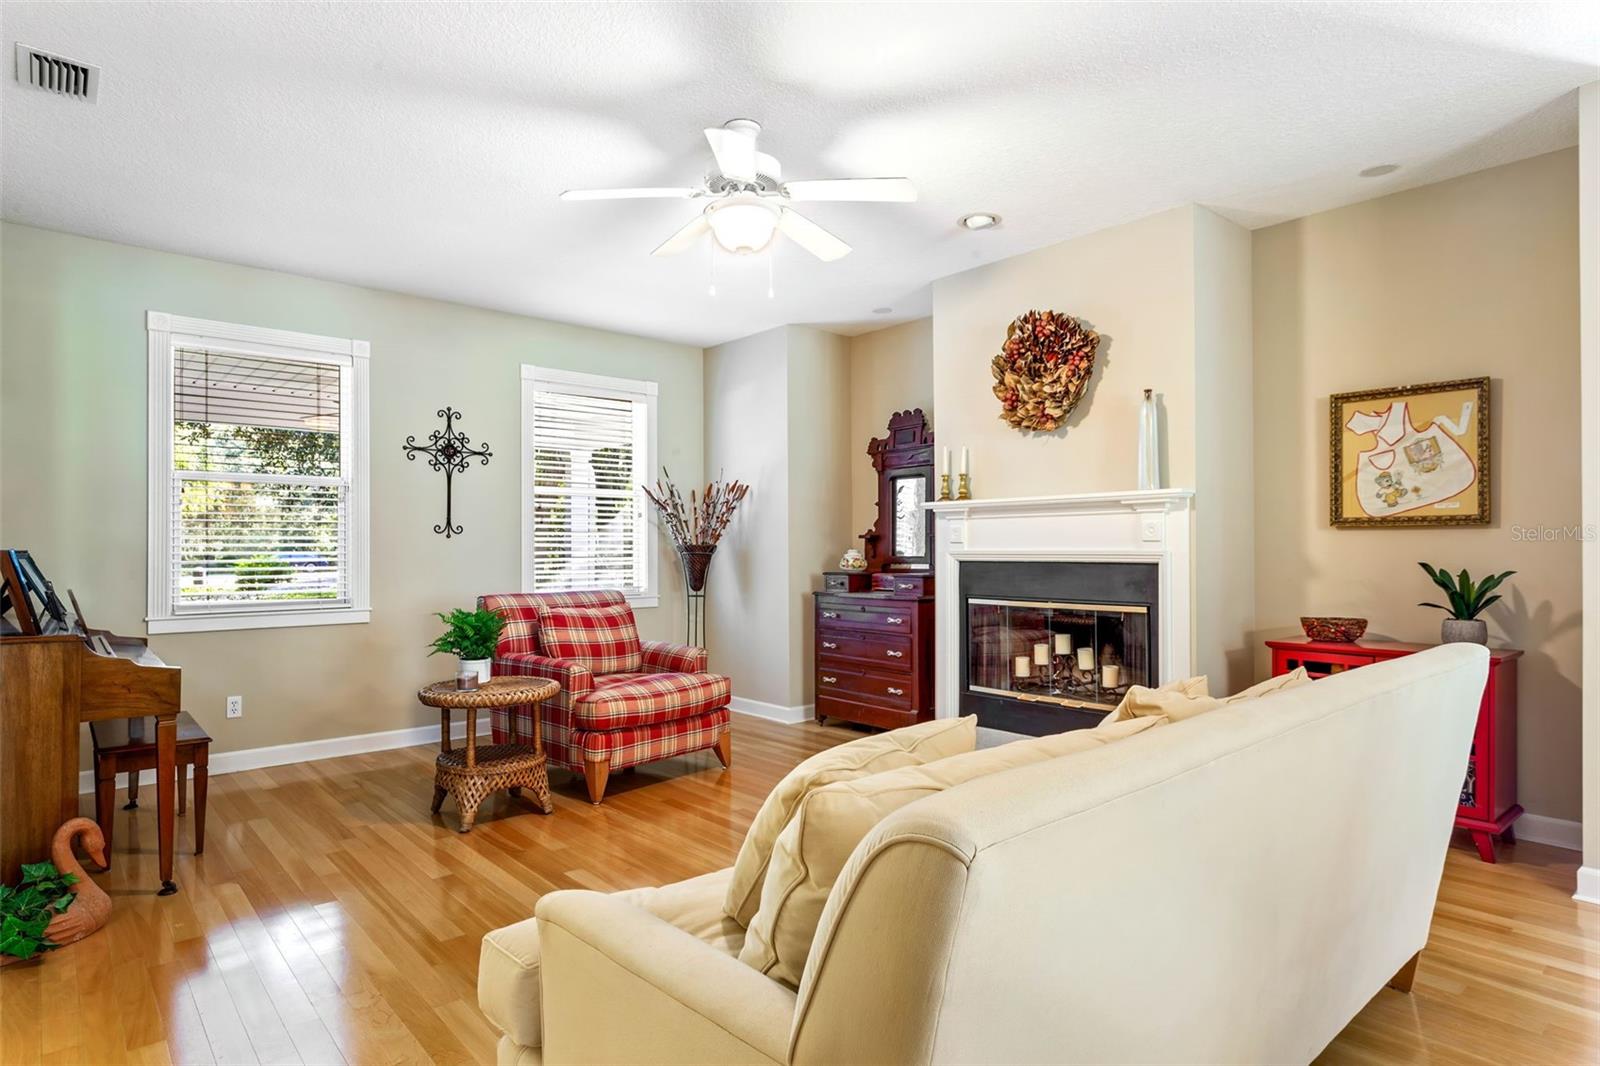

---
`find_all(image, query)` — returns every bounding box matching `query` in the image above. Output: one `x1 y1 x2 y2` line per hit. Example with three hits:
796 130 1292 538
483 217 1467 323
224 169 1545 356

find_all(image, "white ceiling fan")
560 119 916 262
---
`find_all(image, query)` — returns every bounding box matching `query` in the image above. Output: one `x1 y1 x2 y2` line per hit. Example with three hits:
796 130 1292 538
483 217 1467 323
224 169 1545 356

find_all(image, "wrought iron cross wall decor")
402 407 492 538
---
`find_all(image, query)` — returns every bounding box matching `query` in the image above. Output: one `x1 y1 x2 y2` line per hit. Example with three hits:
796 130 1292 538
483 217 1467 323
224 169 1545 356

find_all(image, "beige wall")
928 205 1255 688
703 328 790 708
786 327 854 705
846 318 934 536
1581 83 1599 888
930 206 1200 498
1253 149 1583 824
0 223 704 756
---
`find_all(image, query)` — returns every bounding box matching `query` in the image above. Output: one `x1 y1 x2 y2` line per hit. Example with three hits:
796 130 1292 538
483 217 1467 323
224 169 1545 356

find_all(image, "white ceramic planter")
459 657 492 683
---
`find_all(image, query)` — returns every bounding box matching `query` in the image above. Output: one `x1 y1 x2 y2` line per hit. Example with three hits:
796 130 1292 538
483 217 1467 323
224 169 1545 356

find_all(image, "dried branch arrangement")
642 469 750 549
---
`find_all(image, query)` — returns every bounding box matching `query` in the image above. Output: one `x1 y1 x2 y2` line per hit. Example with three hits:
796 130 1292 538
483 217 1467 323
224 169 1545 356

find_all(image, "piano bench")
89 712 210 870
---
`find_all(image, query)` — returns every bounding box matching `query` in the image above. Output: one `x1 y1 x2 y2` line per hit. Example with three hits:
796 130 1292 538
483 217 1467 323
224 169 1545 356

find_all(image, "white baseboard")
1516 813 1583 852
1576 866 1600 907
729 697 814 725
78 718 491 794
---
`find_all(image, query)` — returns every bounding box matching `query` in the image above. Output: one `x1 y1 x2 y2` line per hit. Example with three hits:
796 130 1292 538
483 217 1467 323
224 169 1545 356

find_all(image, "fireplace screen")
967 598 1151 712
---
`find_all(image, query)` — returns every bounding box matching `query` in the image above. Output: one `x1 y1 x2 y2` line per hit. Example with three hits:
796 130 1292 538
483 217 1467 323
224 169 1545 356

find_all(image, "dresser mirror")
862 410 935 571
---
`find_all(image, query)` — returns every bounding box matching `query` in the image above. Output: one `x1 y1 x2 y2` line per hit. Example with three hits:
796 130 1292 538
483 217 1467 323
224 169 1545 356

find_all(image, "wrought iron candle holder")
402 407 492 538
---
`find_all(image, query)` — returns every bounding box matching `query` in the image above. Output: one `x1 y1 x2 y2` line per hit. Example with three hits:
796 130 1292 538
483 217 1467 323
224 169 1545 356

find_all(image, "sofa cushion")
537 603 644 674
1223 667 1312 703
574 672 731 730
1100 674 1214 724
723 715 977 927
478 869 745 1051
738 715 1166 988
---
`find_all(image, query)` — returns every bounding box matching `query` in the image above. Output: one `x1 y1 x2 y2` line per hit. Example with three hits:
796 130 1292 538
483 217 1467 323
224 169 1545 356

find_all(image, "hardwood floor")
1 713 1594 1065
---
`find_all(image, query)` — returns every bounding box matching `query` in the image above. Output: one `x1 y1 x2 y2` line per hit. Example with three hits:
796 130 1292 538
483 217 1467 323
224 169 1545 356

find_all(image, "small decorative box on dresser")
815 590 936 728
1266 637 1521 862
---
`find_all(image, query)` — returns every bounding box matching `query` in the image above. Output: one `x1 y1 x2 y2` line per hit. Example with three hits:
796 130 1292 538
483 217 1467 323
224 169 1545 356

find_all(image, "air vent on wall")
16 44 99 102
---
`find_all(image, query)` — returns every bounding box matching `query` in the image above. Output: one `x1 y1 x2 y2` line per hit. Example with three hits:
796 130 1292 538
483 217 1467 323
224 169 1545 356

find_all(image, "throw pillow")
723 715 977 927
1220 666 1312 703
1099 674 1213 725
537 604 643 675
738 715 1166 988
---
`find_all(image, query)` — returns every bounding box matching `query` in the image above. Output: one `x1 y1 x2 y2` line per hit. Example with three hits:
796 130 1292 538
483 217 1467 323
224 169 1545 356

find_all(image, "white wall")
847 319 934 536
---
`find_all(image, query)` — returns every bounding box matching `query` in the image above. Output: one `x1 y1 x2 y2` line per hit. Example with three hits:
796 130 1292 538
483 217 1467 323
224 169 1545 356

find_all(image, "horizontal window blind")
171 348 349 611
528 388 648 595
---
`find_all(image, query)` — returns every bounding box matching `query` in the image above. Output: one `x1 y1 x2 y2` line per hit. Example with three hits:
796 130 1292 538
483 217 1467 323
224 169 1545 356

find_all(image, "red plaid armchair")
478 590 731 804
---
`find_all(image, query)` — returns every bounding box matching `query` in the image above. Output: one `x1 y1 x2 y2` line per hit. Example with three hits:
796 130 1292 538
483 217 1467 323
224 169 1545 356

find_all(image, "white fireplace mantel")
925 489 1196 721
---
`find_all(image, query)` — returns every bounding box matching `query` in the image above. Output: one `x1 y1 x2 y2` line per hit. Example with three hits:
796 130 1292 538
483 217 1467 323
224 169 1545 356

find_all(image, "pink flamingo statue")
41 818 111 948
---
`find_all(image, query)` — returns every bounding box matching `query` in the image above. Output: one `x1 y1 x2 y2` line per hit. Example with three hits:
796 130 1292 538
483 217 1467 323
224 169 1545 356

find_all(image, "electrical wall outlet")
226 695 243 719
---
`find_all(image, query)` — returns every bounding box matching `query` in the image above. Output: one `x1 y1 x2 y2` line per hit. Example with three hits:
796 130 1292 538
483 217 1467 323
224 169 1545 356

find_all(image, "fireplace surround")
927 490 1195 736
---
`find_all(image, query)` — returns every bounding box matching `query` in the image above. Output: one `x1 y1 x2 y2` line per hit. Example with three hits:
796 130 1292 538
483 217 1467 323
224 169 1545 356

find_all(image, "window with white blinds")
147 313 370 633
521 367 657 605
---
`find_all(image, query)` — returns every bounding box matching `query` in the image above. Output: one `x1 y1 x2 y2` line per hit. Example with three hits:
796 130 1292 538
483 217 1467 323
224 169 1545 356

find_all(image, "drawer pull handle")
897 583 916 590
822 611 839 619
822 641 838 650
885 649 903 658
887 686 904 696
821 675 837 684
886 616 904 625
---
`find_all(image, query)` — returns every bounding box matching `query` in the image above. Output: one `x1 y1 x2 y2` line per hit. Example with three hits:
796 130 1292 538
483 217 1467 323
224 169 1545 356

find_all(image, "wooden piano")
1 549 183 894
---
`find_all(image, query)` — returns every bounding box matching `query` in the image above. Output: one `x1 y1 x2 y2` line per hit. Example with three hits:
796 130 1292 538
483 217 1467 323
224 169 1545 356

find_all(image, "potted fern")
1418 563 1514 645
429 607 504 684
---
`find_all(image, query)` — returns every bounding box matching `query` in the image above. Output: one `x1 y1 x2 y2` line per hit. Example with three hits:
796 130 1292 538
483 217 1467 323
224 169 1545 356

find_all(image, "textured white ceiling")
3 2 1596 347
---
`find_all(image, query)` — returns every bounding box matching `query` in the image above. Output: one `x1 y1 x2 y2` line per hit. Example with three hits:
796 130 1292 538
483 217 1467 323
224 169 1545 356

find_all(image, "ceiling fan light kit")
562 118 916 264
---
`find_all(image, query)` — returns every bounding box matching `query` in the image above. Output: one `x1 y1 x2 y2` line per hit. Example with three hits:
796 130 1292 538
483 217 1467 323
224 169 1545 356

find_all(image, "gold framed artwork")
1329 377 1490 528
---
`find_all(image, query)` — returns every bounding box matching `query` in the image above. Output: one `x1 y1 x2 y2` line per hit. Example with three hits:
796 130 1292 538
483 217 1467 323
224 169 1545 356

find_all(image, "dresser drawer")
817 603 916 635
871 572 933 597
816 693 925 730
817 630 912 671
815 666 915 709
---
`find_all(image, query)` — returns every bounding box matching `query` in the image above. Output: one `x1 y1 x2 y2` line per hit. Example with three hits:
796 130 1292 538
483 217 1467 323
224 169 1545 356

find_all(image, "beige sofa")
479 644 1487 1065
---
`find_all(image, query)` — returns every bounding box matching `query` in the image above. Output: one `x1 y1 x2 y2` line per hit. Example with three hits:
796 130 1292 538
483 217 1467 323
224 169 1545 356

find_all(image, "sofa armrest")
641 640 708 673
535 890 794 1065
495 652 594 698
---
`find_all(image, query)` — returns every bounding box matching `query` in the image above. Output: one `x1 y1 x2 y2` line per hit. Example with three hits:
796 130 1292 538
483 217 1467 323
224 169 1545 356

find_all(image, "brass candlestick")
938 473 952 501
956 473 971 500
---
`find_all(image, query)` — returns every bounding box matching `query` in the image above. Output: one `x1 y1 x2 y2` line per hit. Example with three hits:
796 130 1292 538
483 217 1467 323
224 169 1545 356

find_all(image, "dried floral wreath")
990 309 1101 432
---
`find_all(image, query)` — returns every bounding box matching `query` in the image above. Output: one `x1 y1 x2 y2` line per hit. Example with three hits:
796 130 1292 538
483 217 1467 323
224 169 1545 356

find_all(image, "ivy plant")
1 862 78 961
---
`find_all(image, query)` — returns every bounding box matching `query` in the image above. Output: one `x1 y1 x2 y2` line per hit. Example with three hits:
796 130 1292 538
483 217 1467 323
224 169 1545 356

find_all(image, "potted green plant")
429 607 504 683
1418 563 1514 645
1 861 80 965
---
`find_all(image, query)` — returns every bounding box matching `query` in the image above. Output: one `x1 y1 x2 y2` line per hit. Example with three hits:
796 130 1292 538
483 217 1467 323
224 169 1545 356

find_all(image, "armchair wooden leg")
713 730 732 769
1387 951 1420 994
583 758 610 805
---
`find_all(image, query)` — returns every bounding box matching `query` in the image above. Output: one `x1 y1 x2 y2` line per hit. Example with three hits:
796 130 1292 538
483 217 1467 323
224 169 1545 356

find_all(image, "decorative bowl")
1300 616 1368 643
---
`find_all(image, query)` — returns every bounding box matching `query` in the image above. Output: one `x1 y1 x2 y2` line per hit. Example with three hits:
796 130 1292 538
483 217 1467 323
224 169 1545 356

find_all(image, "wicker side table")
417 676 559 832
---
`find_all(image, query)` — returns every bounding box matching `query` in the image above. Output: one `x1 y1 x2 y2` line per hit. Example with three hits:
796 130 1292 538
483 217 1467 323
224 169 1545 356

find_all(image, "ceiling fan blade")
781 178 917 203
777 208 851 262
651 214 711 256
704 126 758 182
560 187 701 201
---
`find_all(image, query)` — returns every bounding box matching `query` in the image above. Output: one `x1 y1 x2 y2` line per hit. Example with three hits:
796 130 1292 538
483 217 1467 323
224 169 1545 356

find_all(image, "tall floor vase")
678 545 716 650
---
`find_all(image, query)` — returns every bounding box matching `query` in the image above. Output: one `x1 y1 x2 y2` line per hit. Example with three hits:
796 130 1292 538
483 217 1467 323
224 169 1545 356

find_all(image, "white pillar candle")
1033 642 1050 666
1054 633 1072 655
1013 655 1032 679
1076 646 1095 672
1101 664 1121 689
961 446 970 476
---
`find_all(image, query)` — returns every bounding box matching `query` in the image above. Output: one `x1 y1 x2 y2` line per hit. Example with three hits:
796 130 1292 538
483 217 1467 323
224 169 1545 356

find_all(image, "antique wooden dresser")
815 411 937 728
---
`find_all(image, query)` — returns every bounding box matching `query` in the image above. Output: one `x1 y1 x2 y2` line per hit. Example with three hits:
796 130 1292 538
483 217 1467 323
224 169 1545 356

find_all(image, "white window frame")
521 365 658 608
146 311 371 634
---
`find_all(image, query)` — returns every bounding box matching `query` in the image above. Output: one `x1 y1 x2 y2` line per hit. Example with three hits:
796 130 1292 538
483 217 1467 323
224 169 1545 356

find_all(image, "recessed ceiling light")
959 212 1001 230
1359 164 1400 178
872 307 893 314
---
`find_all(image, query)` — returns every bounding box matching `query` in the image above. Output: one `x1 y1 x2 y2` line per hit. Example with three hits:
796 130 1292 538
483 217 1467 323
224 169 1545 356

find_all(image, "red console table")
1265 638 1521 863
